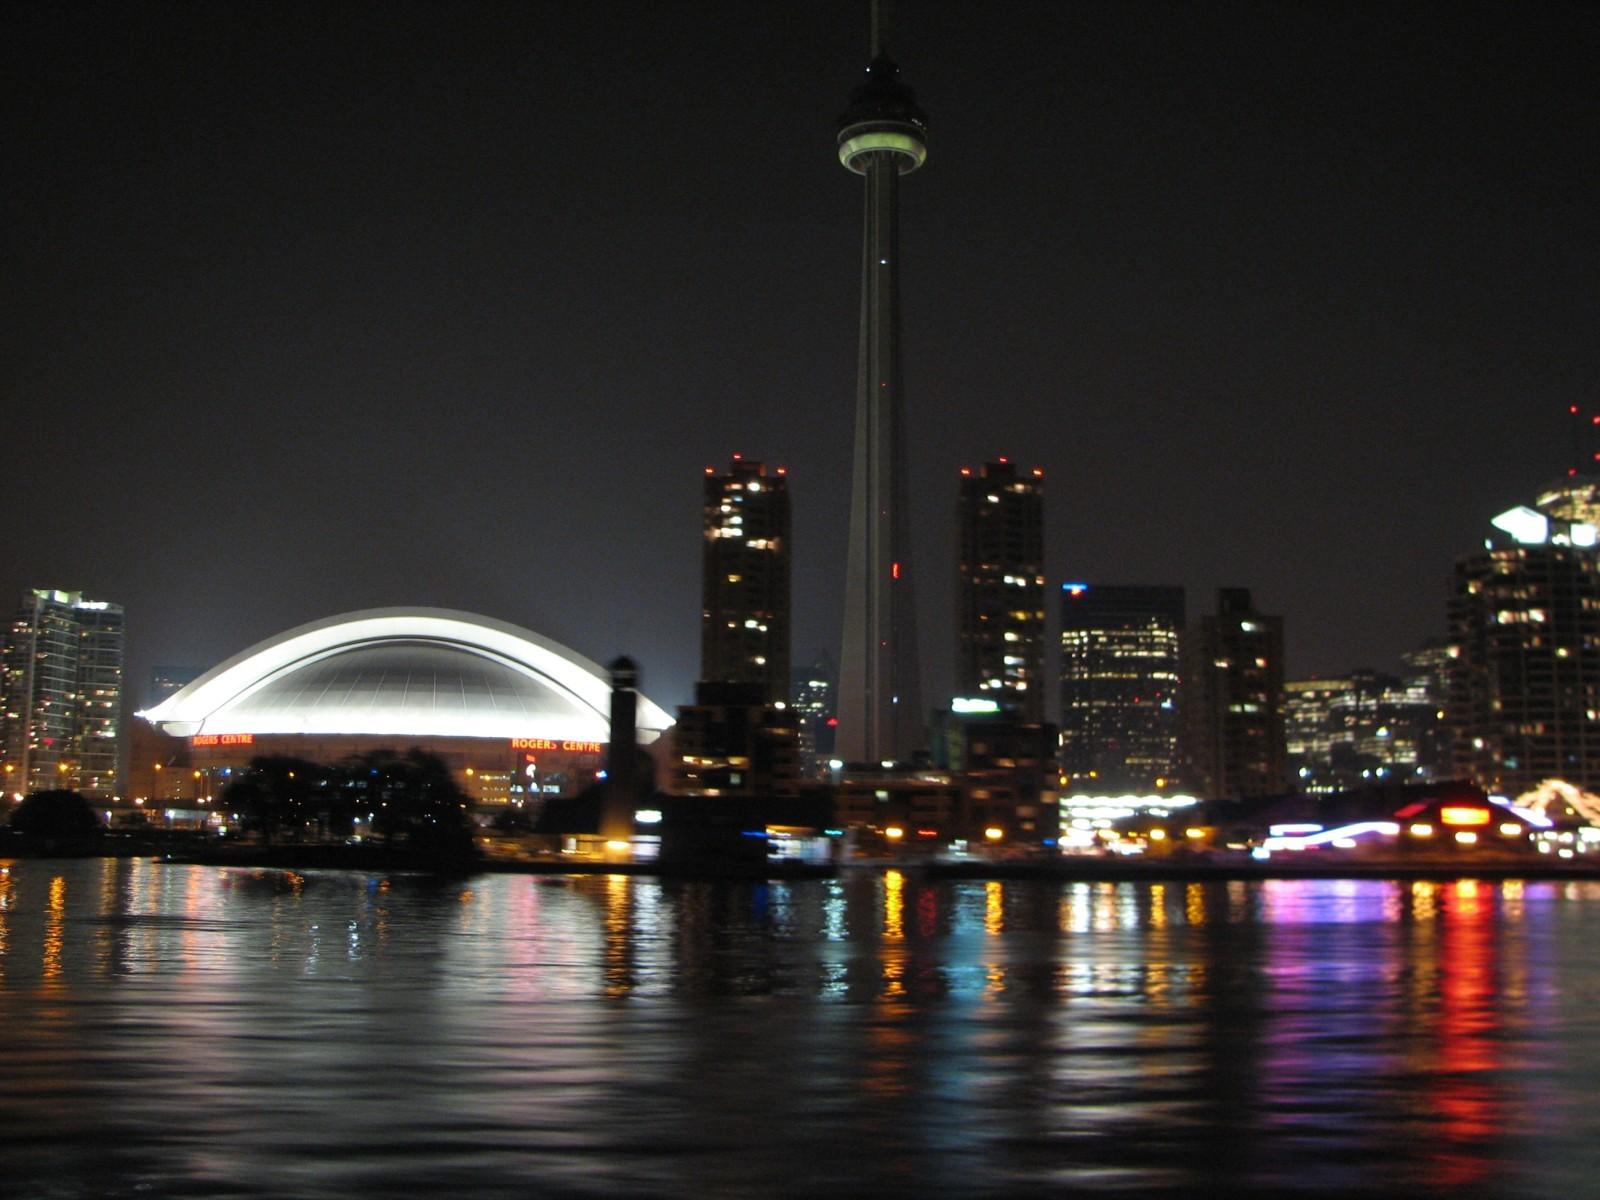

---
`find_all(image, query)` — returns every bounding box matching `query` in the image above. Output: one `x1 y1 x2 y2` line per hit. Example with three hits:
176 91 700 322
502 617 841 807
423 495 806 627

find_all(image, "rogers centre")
131 607 674 807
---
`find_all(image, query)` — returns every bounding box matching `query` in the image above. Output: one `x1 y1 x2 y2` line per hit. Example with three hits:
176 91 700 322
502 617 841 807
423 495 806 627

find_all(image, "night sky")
5 1 1595 714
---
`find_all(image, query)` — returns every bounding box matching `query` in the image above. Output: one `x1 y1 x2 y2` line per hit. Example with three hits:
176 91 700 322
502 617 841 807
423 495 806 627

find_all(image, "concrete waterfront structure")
1059 584 1185 792
834 7 928 765
956 460 1046 720
700 457 791 703
1449 484 1600 795
134 608 673 808
0 589 124 798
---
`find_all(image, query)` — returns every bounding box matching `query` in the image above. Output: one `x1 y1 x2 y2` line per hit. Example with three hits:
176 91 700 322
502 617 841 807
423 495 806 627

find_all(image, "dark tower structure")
956 459 1046 719
835 3 928 764
700 457 791 703
1181 588 1288 800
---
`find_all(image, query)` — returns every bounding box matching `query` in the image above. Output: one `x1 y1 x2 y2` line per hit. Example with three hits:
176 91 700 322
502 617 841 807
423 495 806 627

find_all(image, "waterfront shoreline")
7 836 1598 883
37 848 1600 884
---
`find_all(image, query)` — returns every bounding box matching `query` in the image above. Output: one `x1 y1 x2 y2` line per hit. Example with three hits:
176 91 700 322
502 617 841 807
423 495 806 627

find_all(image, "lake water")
2 858 1598 1198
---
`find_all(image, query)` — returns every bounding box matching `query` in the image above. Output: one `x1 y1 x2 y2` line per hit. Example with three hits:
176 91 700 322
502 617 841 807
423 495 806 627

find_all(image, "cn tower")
835 2 927 764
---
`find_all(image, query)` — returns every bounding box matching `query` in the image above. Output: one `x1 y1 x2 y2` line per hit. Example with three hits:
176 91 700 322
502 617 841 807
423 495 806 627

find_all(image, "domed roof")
139 608 672 743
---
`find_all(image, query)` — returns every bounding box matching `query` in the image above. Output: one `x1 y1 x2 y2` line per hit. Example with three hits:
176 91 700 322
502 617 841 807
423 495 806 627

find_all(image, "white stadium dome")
138 608 672 744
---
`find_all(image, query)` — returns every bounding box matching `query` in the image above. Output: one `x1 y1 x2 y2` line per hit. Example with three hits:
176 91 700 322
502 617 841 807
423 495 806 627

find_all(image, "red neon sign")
509 738 603 754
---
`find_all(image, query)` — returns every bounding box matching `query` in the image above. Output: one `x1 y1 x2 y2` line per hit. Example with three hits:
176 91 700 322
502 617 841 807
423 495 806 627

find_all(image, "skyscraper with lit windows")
1 589 125 797
1448 483 1600 795
956 459 1045 719
1059 584 1184 791
700 456 790 704
1180 589 1286 800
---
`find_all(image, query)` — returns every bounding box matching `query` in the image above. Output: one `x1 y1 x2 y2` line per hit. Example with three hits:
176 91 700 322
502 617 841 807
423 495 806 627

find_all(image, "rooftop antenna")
1570 404 1582 476
871 0 892 57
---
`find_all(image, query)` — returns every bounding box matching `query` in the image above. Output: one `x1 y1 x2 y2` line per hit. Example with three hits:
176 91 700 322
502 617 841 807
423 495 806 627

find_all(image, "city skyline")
4 1 1592 712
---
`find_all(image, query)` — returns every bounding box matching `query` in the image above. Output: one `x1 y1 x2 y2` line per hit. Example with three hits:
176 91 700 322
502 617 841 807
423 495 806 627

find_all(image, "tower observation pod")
834 11 928 766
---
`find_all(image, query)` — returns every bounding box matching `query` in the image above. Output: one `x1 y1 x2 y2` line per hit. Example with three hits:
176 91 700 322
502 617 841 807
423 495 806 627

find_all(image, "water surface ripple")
1 860 1596 1197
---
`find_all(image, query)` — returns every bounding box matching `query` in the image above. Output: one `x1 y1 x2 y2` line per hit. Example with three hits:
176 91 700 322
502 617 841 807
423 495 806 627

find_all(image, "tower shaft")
838 152 921 762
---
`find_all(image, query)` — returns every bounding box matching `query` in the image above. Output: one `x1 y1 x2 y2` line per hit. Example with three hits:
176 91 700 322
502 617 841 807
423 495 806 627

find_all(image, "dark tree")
9 789 102 842
220 756 351 842
352 748 475 854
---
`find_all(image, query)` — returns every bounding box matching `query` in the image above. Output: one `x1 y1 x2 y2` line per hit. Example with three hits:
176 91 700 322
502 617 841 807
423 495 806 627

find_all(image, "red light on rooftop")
1031 468 1043 477
704 467 714 474
959 467 971 476
826 717 838 727
731 452 742 460
1572 406 1581 414
891 561 901 580
776 467 786 475
997 455 1009 463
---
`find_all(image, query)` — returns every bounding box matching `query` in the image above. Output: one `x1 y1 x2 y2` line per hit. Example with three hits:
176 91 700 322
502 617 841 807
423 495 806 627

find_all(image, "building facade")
956 459 1045 720
671 681 801 798
1 589 124 798
1180 588 1287 800
790 652 838 779
1448 491 1600 795
700 457 791 702
1285 666 1446 795
1059 584 1185 792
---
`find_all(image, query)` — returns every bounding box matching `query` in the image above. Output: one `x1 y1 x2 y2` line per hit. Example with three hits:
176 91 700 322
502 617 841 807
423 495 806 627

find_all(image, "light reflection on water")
2 861 1600 1196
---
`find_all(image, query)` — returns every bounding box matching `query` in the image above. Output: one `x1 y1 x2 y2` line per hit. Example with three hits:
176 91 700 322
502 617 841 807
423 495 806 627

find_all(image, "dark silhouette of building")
700 456 791 702
1 589 124 797
1181 588 1286 800
1449 481 1600 795
956 459 1045 720
672 681 800 798
835 8 928 765
1059 584 1185 792
791 651 838 778
930 700 1057 844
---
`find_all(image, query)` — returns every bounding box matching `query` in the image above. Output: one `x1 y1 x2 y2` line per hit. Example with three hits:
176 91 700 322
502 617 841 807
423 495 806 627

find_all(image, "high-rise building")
1285 667 1444 795
835 10 928 764
1180 588 1286 800
1 589 125 798
700 457 790 702
790 651 838 779
1400 638 1454 780
1059 584 1185 791
956 459 1045 719
1448 487 1600 795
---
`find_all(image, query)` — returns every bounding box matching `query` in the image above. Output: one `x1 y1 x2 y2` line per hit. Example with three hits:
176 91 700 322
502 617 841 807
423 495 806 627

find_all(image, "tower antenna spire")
871 0 892 57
